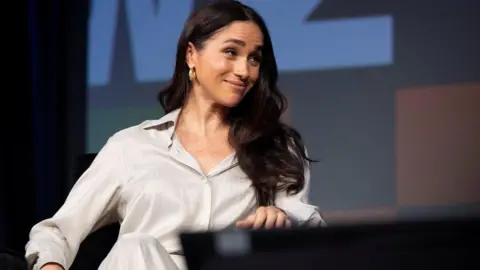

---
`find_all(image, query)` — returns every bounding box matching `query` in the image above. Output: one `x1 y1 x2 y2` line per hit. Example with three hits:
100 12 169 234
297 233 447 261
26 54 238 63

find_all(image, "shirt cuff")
282 207 327 228
26 244 67 270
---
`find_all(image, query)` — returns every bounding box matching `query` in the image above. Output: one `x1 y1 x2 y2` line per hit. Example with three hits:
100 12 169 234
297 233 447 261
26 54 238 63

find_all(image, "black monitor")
180 217 479 270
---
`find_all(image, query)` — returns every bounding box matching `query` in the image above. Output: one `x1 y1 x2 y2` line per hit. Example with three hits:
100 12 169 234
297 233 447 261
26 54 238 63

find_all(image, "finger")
235 220 249 228
286 219 292 228
264 208 278 229
275 212 287 228
253 208 267 229
236 214 256 228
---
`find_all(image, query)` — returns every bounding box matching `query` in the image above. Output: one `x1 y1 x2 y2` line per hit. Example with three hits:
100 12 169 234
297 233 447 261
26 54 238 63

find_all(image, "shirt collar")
142 107 239 167
143 108 181 142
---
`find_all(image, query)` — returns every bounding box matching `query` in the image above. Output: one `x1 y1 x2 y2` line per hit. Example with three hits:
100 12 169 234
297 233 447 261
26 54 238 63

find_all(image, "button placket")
202 175 212 229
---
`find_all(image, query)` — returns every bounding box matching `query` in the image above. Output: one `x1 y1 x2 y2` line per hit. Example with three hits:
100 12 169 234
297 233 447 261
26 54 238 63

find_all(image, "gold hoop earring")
188 68 196 81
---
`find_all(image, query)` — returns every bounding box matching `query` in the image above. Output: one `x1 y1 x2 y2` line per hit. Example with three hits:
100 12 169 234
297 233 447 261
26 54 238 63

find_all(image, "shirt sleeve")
25 135 128 270
274 149 326 228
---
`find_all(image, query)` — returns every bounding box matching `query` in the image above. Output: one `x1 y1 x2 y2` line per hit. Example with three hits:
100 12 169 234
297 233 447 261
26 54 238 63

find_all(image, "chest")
175 131 234 175
119 160 257 230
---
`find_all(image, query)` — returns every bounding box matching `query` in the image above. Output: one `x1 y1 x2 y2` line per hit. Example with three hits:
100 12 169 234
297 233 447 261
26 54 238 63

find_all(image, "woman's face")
187 21 264 107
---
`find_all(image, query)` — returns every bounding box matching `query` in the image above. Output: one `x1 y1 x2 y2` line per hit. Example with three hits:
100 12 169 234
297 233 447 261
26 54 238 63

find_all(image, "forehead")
209 21 263 47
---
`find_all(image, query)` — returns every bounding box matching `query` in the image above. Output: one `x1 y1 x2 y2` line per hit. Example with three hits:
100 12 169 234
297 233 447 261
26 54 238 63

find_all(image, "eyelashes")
224 48 237 56
224 48 262 65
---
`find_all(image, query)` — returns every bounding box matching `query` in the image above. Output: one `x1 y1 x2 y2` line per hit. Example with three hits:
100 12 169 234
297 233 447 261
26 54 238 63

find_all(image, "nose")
233 59 249 79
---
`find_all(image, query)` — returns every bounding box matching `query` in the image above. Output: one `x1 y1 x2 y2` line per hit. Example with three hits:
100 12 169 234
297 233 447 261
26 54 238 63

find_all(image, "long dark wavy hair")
158 0 314 206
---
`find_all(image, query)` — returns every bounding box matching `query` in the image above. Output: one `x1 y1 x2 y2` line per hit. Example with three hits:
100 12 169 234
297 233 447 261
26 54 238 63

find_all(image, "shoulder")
95 110 180 162
104 120 153 144
88 119 171 175
99 119 171 154
105 109 180 147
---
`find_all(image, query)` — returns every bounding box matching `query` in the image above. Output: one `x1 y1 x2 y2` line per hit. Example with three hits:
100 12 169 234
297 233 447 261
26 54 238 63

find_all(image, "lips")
225 80 247 90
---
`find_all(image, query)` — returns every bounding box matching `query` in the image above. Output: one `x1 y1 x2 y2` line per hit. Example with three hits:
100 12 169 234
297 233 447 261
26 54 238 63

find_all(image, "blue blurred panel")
87 0 393 86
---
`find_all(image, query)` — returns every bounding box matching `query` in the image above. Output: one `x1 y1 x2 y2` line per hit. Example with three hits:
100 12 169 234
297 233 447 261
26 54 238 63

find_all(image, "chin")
220 100 242 108
218 97 244 108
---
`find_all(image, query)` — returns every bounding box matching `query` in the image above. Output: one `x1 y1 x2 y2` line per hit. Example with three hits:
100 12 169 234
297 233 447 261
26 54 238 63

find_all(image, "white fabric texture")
25 109 325 270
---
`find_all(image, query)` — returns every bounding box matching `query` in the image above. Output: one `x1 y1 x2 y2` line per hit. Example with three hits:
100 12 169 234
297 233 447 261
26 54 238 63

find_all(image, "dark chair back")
0 248 28 270
69 154 120 270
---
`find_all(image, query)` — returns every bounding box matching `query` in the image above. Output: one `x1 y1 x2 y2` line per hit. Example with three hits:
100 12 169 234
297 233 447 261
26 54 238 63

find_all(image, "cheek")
209 58 231 77
249 67 260 86
201 55 230 78
251 67 260 80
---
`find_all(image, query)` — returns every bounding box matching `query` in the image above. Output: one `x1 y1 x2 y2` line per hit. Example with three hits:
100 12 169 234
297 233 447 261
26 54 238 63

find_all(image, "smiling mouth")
225 80 247 90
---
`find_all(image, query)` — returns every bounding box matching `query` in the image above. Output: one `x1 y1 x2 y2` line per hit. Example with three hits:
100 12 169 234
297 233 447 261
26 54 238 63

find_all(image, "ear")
186 42 197 69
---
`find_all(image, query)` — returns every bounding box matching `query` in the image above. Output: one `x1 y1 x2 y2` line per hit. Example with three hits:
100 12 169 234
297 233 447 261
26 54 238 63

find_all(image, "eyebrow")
223 38 263 50
224 38 245 46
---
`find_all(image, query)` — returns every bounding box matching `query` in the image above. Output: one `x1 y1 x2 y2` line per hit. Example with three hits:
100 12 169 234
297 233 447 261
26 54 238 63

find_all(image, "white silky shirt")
25 109 325 270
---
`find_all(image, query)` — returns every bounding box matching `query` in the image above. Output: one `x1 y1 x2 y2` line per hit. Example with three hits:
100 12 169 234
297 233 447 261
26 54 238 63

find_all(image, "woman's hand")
40 263 64 270
236 206 292 229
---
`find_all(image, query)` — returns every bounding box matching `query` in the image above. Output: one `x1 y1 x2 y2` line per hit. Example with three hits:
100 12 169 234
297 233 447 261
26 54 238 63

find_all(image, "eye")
224 48 237 57
248 54 262 65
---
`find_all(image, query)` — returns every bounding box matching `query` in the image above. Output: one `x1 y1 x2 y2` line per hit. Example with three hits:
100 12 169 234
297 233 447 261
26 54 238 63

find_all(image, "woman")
25 1 325 270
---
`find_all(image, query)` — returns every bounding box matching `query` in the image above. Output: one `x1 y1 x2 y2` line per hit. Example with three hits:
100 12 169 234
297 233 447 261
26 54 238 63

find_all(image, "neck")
178 91 229 136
